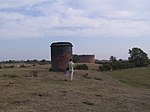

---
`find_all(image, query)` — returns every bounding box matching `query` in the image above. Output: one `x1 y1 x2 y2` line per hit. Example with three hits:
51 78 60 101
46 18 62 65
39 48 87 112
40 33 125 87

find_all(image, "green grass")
107 67 150 89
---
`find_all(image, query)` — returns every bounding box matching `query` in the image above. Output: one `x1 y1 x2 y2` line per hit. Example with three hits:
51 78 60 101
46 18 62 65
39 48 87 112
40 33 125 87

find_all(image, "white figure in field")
66 59 74 81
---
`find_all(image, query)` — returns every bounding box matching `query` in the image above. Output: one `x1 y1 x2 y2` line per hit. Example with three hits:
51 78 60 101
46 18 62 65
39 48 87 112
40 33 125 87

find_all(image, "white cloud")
0 0 150 39
0 0 44 9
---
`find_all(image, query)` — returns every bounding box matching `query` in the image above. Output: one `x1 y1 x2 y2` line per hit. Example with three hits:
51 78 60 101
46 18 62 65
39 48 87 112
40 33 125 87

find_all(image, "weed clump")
74 64 89 70
82 73 91 79
30 70 38 77
99 64 112 71
49 68 52 71
20 64 26 68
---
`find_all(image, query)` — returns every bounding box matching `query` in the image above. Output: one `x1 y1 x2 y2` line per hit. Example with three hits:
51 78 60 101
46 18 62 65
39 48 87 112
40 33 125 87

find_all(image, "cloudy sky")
0 0 150 61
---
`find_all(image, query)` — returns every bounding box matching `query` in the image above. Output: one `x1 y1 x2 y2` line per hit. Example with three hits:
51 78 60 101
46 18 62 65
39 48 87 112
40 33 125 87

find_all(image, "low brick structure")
79 55 95 63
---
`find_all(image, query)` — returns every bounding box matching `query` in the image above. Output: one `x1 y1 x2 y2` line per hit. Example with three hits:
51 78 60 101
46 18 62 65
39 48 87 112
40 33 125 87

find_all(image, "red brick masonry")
79 55 95 63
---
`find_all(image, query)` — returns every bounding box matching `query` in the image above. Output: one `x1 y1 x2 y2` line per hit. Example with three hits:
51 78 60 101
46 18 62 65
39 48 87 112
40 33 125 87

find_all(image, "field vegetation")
107 67 150 89
0 63 149 112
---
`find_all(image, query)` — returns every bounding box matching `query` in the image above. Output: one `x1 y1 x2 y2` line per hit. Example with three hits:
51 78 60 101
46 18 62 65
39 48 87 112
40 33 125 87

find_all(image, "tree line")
0 47 149 71
0 59 51 65
98 47 150 71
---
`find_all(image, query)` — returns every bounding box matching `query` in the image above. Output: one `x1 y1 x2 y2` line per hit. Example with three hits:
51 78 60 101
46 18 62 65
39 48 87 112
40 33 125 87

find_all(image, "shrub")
74 64 89 70
99 61 136 71
110 61 135 70
110 62 119 70
99 63 112 71
32 64 36 66
82 73 91 79
9 65 14 68
20 64 26 68
49 68 52 71
4 65 14 68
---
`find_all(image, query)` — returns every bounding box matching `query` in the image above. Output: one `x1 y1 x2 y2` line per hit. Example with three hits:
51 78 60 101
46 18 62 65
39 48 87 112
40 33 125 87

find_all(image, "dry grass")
0 64 149 112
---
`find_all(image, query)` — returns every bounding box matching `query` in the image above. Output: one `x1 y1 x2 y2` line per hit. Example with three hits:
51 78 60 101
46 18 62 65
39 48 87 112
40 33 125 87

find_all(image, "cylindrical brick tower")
50 42 73 72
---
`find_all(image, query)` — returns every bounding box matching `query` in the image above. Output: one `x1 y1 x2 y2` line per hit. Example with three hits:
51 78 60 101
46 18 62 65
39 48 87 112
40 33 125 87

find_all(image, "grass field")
107 67 150 89
0 64 149 112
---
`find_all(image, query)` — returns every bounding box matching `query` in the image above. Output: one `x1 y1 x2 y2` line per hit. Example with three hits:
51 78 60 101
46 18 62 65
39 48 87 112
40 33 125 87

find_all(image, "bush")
110 62 120 70
74 64 89 70
49 68 52 71
99 61 136 71
110 61 135 70
20 64 26 68
32 64 36 66
4 65 14 68
99 63 112 71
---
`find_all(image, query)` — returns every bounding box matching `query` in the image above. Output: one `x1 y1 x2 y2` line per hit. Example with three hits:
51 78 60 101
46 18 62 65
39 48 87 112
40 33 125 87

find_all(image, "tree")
148 59 150 65
128 47 148 67
39 59 46 65
110 56 117 62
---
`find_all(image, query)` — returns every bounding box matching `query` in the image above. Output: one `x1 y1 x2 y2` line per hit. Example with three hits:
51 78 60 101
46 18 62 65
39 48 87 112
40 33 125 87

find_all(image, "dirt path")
0 69 150 112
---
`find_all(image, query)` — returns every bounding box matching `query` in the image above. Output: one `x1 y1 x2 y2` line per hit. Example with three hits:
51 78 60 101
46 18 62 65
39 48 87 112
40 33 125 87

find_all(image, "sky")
0 0 150 61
